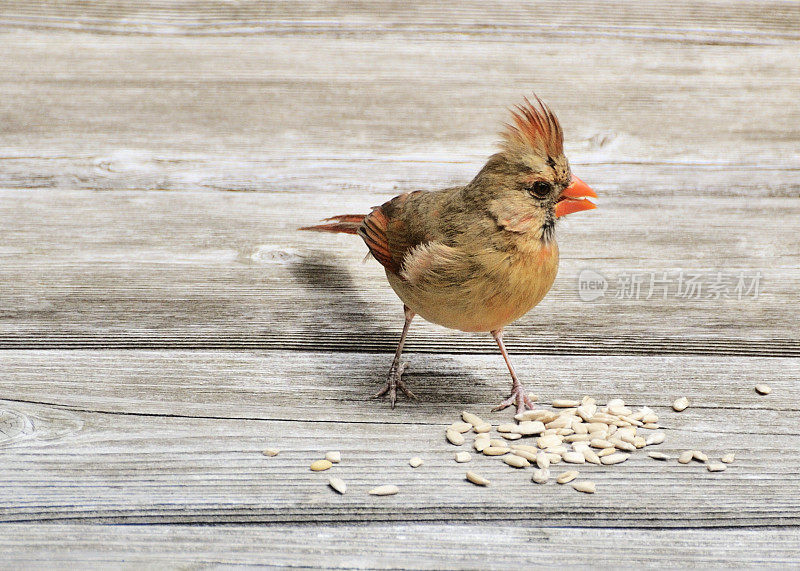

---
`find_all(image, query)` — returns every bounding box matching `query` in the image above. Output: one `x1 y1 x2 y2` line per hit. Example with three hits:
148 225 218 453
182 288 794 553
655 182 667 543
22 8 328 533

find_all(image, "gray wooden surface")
1 1 799 567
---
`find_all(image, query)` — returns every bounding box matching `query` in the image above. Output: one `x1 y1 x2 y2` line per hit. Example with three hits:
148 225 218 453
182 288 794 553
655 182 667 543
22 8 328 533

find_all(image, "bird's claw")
492 384 536 415
374 362 417 408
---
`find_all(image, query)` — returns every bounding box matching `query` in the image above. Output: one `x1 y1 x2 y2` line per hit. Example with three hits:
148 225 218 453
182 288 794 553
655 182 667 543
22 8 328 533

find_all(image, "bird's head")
469 96 597 241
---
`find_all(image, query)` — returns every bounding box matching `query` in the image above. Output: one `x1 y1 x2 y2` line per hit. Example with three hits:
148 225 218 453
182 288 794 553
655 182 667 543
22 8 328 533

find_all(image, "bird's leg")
374 305 417 407
491 328 536 414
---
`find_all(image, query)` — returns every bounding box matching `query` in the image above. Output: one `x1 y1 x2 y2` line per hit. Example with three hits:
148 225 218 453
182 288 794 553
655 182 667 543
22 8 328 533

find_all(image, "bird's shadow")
288 254 493 405
288 253 395 334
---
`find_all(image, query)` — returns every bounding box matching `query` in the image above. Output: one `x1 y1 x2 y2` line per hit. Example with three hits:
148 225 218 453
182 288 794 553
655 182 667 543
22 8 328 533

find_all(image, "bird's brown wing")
358 191 431 275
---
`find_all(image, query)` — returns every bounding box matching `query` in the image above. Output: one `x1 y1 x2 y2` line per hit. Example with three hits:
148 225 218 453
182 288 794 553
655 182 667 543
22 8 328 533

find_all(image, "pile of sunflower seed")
447 396 733 494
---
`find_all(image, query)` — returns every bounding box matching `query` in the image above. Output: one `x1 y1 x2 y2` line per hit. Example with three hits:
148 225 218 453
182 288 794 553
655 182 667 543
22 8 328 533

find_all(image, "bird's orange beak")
555 176 598 218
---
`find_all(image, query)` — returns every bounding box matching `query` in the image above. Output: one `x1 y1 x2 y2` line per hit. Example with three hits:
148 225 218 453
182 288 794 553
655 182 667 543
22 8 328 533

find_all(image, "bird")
300 95 597 413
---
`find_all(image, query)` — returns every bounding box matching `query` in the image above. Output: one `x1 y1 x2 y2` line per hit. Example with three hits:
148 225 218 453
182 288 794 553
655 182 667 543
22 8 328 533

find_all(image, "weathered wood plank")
0 398 797 526
0 1 797 564
2 350 798 422
1 0 799 42
1 189 797 354
2 524 799 568
0 29 798 191
0 351 797 525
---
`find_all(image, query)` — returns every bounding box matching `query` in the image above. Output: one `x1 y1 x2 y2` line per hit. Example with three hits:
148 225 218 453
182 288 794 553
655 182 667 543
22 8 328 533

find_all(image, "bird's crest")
500 95 564 160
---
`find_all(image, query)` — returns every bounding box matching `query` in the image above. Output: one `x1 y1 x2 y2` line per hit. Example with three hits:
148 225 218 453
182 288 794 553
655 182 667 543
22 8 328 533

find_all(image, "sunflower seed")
409 456 424 468
516 410 559 423
590 438 614 449
446 429 466 446
454 451 472 463
325 451 341 463
545 445 567 455
672 397 690 412
474 422 492 434
557 470 579 484
609 439 636 452
582 448 602 465
642 413 659 424
572 481 596 494
678 450 694 464
369 484 399 496
721 452 736 463
497 423 519 433
563 451 586 464
608 403 632 416
616 426 636 439
536 451 550 469
504 455 530 468
545 416 573 430
707 462 727 472
474 436 490 452
510 444 539 454
537 434 563 448
648 452 669 461
645 432 665 446
553 399 580 408
310 459 333 471
590 413 619 425
600 453 630 465
755 384 772 395
564 434 592 443
501 432 523 440
532 468 550 484
512 450 538 462
692 450 708 462
577 404 597 421
483 446 510 456
642 423 661 430
597 447 617 458
262 448 280 457
573 422 589 435
462 411 484 426
546 453 563 463
449 422 473 433
466 471 490 486
490 439 507 448
633 437 647 449
518 421 546 435
328 477 347 494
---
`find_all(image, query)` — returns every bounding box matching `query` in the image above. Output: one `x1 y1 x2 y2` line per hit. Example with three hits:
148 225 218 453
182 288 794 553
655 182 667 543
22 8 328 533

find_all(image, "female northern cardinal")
301 96 597 413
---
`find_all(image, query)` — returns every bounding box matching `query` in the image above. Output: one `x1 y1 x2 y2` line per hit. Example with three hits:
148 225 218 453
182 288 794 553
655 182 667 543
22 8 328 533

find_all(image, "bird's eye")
527 181 551 199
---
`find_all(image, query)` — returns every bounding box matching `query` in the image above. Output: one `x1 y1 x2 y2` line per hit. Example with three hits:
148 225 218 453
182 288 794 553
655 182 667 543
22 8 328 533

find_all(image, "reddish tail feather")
299 213 366 235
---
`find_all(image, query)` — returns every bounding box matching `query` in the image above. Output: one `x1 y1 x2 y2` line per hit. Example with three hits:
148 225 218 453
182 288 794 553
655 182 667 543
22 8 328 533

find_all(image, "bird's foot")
492 383 536 414
374 362 417 408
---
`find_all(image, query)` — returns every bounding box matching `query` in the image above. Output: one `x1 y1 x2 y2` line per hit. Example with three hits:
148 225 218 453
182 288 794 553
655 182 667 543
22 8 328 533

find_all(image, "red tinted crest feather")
501 95 564 159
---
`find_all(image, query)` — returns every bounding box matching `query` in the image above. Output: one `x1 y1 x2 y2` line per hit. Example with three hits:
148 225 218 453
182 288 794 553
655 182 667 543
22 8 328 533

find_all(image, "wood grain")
0 399 798 527
0 351 797 527
2 350 799 422
0 0 798 564
0 28 798 191
2 524 799 568
1 0 799 42
1 189 797 354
